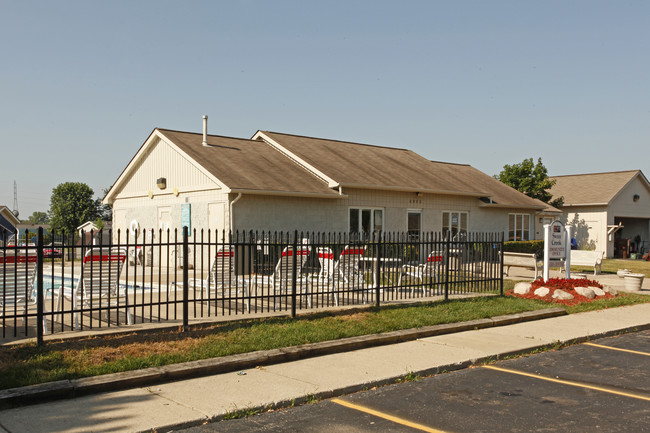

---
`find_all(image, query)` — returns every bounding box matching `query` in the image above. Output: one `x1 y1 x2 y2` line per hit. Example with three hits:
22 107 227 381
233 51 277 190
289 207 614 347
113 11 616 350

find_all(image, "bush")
504 240 544 257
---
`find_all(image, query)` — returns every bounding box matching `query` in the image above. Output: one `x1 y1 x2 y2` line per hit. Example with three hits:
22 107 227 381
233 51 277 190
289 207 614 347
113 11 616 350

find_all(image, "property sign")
547 220 566 266
543 220 571 281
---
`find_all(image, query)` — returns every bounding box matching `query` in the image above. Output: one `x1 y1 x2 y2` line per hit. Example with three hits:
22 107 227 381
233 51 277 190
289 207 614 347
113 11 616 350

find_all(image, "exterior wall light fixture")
157 177 167 189
633 194 640 202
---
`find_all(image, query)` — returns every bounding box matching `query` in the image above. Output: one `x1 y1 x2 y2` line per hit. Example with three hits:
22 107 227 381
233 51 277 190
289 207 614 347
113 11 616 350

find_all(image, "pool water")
39 276 152 296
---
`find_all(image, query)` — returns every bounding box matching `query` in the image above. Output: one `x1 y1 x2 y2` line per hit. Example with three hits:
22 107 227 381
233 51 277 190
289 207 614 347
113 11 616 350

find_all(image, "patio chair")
56 247 132 330
198 245 250 311
313 246 338 306
0 253 46 330
335 245 370 302
255 245 312 309
397 250 443 295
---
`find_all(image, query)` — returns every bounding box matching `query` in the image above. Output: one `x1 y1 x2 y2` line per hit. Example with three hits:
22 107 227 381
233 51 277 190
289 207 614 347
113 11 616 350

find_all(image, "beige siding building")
103 125 551 247
549 170 650 258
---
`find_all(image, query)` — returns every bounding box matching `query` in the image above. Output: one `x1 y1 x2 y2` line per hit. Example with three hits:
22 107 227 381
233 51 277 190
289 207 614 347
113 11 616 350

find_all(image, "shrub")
504 240 544 256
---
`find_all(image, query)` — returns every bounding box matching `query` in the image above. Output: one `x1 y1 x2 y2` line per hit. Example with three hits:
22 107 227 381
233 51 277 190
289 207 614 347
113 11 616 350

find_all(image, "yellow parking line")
483 365 650 401
583 342 650 357
331 398 451 433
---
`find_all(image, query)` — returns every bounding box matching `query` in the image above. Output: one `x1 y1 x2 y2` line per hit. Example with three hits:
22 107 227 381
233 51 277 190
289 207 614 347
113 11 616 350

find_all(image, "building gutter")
228 189 345 199
229 193 242 232
337 182 487 197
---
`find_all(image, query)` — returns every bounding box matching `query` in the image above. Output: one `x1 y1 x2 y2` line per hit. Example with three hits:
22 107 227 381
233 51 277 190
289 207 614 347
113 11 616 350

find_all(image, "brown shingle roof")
549 170 643 206
159 129 338 197
259 131 546 209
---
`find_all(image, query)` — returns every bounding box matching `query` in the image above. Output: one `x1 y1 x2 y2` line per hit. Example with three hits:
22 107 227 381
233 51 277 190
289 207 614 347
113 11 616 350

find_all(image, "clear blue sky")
2 0 649 219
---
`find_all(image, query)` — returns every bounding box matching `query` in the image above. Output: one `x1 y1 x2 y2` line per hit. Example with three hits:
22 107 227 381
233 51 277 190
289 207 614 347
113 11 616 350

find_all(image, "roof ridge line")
260 130 411 152
551 169 640 178
157 128 253 142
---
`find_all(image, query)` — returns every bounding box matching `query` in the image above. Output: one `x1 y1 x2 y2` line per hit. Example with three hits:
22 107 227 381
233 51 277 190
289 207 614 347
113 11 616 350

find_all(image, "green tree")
26 211 49 224
496 157 563 207
49 182 99 236
97 187 112 221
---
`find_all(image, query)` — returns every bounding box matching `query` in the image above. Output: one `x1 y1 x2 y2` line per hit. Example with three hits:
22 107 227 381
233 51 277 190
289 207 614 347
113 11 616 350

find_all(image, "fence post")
182 226 189 332
374 232 382 309
499 232 504 296
36 228 44 345
444 233 450 300
291 230 298 318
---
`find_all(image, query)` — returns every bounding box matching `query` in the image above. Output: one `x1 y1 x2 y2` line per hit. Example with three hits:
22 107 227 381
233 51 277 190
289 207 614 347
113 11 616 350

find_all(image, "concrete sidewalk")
1 303 649 433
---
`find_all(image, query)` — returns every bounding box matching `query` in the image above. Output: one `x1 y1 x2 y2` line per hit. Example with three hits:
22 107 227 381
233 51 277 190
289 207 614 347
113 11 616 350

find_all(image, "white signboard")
547 221 566 266
543 221 572 281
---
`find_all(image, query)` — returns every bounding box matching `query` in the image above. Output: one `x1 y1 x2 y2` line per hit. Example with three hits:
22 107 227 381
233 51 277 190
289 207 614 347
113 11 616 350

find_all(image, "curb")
0 308 566 408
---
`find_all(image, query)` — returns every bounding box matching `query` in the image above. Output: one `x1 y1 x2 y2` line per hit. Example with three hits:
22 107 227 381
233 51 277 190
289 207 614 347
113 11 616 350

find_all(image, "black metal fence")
1 228 504 344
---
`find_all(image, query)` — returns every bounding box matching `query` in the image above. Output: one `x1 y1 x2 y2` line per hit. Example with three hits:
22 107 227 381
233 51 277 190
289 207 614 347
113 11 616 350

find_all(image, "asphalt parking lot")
181 330 650 432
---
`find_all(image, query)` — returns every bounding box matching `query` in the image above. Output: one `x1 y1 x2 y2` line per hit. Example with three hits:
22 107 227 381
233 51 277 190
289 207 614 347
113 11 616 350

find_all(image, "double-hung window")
349 208 383 235
407 210 422 241
509 214 530 241
442 211 468 240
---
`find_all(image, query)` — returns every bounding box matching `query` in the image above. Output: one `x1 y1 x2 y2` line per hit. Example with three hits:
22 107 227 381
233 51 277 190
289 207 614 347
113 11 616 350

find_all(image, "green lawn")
571 258 650 275
1 280 648 391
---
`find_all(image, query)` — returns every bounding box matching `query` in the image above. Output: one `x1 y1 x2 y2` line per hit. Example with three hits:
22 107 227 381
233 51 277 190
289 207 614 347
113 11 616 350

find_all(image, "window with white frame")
442 211 468 240
509 214 530 241
349 208 383 235
407 210 422 241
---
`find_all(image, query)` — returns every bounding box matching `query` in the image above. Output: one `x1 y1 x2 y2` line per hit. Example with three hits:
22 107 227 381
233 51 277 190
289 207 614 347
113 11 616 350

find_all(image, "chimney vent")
202 115 209 146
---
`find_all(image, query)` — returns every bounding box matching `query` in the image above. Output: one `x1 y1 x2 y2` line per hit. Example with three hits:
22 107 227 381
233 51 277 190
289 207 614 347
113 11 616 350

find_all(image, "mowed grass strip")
1 284 648 390
572 258 650 275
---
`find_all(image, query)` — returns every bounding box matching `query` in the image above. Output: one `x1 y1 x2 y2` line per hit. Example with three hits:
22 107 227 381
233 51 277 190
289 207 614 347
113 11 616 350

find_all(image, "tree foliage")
49 182 99 235
25 211 49 224
496 157 563 207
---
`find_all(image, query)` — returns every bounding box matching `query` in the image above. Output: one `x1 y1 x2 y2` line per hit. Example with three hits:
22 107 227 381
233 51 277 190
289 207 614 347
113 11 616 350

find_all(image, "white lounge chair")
397 250 443 295
199 245 250 311
335 245 370 302
313 246 338 306
255 245 312 309
57 247 132 330
1 253 42 329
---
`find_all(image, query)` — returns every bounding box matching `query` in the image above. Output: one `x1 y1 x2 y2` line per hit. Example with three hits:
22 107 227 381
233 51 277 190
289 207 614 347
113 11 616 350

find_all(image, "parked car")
44 245 63 258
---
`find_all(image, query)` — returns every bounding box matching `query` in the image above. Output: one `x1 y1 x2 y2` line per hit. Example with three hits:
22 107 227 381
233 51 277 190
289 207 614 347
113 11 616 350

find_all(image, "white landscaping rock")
552 289 574 300
590 286 606 297
574 286 596 299
602 286 618 296
514 282 532 295
534 287 550 297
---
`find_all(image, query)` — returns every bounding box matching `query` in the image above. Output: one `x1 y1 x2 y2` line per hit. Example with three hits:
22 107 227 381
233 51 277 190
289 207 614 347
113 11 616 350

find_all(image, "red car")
43 246 63 258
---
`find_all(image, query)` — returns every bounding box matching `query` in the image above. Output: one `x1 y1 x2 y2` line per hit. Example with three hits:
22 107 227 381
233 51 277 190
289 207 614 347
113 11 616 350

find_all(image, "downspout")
229 193 242 233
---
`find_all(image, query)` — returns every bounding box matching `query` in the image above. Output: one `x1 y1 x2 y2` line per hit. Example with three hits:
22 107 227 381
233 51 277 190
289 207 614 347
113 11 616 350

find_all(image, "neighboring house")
549 170 650 258
103 125 552 252
16 223 51 244
0 205 20 244
77 221 112 245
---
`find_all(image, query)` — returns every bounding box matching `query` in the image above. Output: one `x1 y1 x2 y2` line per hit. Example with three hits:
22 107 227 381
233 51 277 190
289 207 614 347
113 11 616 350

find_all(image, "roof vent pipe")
202 115 209 146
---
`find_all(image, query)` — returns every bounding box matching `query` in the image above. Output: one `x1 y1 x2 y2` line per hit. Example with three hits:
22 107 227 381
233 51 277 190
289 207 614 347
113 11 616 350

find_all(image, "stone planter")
623 273 645 291
617 269 631 278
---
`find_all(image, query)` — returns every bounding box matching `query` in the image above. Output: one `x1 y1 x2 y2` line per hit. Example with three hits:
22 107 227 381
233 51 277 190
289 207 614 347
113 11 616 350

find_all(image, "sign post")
543 221 567 281
564 226 572 279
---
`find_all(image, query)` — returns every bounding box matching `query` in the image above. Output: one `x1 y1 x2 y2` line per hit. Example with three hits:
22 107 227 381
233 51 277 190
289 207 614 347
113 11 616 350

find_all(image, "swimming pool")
40 275 153 295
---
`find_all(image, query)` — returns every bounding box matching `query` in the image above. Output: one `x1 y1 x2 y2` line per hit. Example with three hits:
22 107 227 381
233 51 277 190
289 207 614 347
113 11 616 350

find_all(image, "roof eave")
338 183 487 197
559 202 609 207
229 189 345 199
478 203 546 210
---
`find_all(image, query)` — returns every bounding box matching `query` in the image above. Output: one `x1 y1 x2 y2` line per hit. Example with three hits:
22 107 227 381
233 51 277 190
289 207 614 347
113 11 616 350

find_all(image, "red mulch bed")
507 277 615 306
